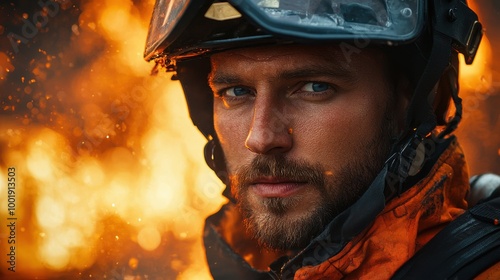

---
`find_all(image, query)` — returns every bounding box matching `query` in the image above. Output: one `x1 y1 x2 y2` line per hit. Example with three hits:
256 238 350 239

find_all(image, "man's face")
209 44 404 251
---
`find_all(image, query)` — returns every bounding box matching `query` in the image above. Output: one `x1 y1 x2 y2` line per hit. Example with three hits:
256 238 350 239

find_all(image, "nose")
245 102 293 155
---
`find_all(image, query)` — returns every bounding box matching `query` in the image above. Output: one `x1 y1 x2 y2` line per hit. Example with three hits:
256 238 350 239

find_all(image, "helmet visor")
144 0 424 60
145 0 191 61
237 0 422 40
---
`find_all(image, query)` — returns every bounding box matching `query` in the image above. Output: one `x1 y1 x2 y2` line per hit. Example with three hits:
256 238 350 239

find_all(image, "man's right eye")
214 86 254 108
224 86 252 97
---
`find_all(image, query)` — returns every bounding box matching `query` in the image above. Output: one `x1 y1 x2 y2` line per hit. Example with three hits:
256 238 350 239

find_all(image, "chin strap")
386 29 453 198
387 0 482 198
437 62 462 139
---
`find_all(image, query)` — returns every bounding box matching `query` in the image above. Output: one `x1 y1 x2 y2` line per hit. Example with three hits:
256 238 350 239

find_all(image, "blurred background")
0 0 499 279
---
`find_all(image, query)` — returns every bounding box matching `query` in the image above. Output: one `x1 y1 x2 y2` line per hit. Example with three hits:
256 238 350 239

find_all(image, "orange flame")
1 0 224 278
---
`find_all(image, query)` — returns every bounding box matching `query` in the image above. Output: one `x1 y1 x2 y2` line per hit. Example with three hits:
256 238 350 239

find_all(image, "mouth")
250 177 307 198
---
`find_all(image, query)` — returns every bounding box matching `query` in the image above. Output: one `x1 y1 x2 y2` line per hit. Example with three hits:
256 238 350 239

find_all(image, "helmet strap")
387 29 453 197
386 0 481 197
404 30 452 138
437 62 462 139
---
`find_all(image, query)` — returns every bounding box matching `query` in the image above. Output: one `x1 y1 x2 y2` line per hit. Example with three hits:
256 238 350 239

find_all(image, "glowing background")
0 0 499 279
1 0 225 278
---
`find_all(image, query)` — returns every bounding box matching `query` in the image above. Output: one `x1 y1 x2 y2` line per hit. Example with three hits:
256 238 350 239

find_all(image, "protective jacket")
203 137 500 279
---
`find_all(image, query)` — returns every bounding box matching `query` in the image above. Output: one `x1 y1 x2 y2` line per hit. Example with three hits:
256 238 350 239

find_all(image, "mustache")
232 155 326 188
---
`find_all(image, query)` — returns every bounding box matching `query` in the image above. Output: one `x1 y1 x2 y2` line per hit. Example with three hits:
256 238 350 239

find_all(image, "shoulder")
392 188 500 279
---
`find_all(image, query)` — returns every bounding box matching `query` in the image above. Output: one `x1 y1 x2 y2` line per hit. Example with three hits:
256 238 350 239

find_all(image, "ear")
203 138 228 184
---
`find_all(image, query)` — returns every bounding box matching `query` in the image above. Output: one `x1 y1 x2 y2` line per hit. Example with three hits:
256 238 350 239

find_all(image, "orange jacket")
204 138 500 279
294 138 468 279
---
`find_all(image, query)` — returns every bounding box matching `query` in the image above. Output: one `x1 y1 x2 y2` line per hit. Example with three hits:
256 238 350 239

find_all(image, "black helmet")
144 0 483 191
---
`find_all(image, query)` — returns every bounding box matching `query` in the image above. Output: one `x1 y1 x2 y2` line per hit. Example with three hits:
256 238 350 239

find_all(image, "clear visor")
241 0 421 39
144 0 423 60
145 0 190 60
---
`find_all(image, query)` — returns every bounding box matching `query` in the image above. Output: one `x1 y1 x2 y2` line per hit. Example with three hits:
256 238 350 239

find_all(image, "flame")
0 0 224 278
455 0 500 175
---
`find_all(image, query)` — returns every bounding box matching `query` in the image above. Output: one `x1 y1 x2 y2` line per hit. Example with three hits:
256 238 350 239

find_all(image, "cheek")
295 116 358 168
214 102 251 171
294 96 386 169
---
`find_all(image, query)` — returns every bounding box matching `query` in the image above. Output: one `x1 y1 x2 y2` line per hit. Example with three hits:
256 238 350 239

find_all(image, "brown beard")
229 126 395 251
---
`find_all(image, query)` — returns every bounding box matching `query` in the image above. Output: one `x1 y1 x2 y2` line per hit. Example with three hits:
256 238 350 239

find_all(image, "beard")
229 121 396 251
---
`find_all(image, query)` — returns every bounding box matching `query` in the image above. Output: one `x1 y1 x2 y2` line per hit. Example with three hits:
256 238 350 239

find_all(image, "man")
144 0 500 279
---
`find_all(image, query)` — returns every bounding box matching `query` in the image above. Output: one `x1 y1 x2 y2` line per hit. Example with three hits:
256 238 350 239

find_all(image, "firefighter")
144 0 500 279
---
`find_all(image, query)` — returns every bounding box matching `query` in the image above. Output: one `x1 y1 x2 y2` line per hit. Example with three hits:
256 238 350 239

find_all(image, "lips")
250 177 307 198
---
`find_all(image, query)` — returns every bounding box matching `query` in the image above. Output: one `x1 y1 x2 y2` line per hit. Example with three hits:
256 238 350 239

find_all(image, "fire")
0 0 498 279
454 1 500 175
1 0 224 279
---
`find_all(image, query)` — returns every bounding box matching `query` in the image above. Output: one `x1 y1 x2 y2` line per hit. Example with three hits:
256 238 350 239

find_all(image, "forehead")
209 44 388 79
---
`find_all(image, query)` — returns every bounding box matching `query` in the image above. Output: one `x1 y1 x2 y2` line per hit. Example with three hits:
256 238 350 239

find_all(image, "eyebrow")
209 62 356 86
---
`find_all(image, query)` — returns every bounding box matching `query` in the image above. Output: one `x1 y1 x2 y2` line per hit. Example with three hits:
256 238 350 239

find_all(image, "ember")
0 0 499 279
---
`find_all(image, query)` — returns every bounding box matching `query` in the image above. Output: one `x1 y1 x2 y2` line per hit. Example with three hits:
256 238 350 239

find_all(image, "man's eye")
225 86 251 97
215 86 254 108
301 82 330 92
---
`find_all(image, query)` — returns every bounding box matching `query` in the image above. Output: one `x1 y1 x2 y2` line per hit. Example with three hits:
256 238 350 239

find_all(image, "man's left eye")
301 82 330 92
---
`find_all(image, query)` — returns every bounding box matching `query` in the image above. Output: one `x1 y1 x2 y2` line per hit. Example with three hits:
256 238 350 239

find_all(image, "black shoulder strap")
392 196 500 280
